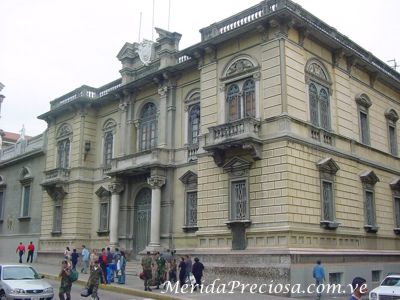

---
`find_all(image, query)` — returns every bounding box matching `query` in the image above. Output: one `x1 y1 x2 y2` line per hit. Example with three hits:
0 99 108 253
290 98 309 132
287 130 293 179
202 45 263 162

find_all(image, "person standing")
59 260 72 300
185 255 192 283
192 257 204 291
117 251 126 284
98 248 107 284
81 245 90 274
349 277 368 300
312 260 326 300
89 249 98 269
141 251 153 291
71 249 79 270
155 252 166 289
16 242 25 263
86 260 106 300
64 247 71 261
178 257 187 288
113 248 121 279
26 241 35 263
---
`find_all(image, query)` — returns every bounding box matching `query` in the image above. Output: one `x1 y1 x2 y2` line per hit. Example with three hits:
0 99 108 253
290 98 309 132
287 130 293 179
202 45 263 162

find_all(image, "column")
147 175 166 249
108 182 124 247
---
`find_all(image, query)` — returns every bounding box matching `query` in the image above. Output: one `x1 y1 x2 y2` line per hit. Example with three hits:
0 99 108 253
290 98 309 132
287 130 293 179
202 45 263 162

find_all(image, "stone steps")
125 260 141 276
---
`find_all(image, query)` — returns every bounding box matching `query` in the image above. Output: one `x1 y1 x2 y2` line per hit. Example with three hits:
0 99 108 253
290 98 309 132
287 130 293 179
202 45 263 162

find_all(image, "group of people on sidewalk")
59 245 127 300
15 241 35 263
141 250 204 292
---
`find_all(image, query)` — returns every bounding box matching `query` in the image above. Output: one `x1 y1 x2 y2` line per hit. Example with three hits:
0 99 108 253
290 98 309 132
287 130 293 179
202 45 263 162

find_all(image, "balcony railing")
310 126 334 146
199 0 400 83
207 117 261 145
51 79 122 110
42 168 70 185
187 144 199 162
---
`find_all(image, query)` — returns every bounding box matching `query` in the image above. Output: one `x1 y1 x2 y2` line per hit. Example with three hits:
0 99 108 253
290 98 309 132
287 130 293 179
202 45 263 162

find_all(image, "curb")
42 273 182 300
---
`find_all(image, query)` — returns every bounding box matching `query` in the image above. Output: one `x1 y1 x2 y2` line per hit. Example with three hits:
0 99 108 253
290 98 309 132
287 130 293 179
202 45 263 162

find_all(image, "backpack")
69 269 79 282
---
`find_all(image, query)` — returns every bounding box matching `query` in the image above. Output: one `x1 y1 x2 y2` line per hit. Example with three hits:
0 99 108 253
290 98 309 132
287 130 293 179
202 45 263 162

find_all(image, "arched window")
227 84 240 121
139 102 158 151
243 79 255 117
57 139 70 168
306 60 331 131
188 104 200 145
56 124 72 169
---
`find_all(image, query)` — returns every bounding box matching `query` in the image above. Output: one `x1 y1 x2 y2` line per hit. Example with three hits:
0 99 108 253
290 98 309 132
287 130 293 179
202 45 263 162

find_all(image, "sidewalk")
0 260 347 300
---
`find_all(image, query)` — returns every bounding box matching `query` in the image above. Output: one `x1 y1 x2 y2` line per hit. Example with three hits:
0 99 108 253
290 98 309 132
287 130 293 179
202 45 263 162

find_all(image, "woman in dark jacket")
192 257 204 290
178 257 186 287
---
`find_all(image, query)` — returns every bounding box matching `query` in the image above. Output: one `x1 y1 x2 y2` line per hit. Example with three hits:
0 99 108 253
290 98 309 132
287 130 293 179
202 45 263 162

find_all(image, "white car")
369 274 400 300
0 264 54 300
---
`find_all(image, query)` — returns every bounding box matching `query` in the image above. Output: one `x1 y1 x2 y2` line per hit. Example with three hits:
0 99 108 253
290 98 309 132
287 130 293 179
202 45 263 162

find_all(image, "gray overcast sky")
1 0 399 136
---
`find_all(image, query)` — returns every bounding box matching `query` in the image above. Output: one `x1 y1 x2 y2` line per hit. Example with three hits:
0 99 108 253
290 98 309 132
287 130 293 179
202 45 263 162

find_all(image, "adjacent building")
18 0 400 290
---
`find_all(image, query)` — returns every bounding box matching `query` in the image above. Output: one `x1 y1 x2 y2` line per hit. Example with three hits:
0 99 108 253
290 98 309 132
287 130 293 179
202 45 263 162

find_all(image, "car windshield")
381 277 400 287
3 266 40 280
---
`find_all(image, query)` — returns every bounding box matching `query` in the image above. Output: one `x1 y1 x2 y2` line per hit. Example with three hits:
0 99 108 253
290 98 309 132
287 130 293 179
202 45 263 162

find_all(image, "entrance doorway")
134 188 151 256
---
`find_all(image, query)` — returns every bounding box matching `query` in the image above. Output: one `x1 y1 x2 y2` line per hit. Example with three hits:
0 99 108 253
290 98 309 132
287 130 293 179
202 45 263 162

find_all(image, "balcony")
41 168 70 187
204 117 262 166
309 125 334 146
186 144 199 162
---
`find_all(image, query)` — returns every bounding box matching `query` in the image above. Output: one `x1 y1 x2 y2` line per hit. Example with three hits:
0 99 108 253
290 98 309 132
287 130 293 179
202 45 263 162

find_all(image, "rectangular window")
372 270 381 282
389 125 398 155
0 191 4 220
186 192 197 227
53 203 62 232
360 110 370 145
395 197 400 228
322 181 334 221
21 185 31 217
365 190 375 226
231 180 248 220
329 272 342 285
99 202 109 231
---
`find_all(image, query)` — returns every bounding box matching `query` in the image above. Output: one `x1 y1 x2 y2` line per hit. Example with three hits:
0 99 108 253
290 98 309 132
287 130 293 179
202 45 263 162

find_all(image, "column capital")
147 175 166 189
108 182 124 194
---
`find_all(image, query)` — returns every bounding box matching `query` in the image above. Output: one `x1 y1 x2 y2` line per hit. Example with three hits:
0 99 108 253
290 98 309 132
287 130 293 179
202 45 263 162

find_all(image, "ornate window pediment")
355 93 372 108
360 170 380 186
103 119 117 131
223 156 252 174
390 178 400 191
57 123 72 139
222 56 259 80
179 170 198 185
95 186 111 199
385 108 399 123
316 157 340 175
305 59 331 84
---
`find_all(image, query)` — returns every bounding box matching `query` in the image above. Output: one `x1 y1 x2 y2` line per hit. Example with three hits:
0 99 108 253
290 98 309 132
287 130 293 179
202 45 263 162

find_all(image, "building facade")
0 132 46 261
35 0 400 290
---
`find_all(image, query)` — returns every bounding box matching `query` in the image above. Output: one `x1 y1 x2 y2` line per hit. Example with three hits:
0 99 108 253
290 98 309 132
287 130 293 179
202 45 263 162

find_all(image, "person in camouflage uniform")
86 260 106 299
141 251 153 291
155 252 166 289
59 260 72 300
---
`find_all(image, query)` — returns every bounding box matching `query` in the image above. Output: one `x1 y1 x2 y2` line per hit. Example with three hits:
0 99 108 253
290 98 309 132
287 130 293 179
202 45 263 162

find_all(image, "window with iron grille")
104 131 113 167
188 104 200 145
20 184 31 218
322 181 334 221
365 190 376 226
0 191 4 220
186 191 197 227
389 124 398 156
53 201 62 233
139 102 158 151
231 180 248 220
395 197 400 228
99 201 109 232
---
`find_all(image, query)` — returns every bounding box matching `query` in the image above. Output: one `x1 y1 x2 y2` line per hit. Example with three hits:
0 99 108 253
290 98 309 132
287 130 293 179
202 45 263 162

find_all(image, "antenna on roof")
138 11 142 42
152 0 155 41
388 59 399 71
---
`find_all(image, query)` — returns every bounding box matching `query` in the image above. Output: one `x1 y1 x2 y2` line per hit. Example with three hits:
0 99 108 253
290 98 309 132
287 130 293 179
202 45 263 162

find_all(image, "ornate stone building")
0 132 46 261
36 0 400 289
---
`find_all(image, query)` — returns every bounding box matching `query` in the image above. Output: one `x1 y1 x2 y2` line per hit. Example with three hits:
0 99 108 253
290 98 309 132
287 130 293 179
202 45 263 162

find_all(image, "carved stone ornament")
57 124 72 138
147 175 166 189
306 62 328 81
45 185 68 201
359 170 380 185
95 186 111 198
119 100 129 112
385 108 399 123
109 182 124 194
158 86 168 97
317 157 340 175
136 39 154 66
226 59 254 76
355 93 372 108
